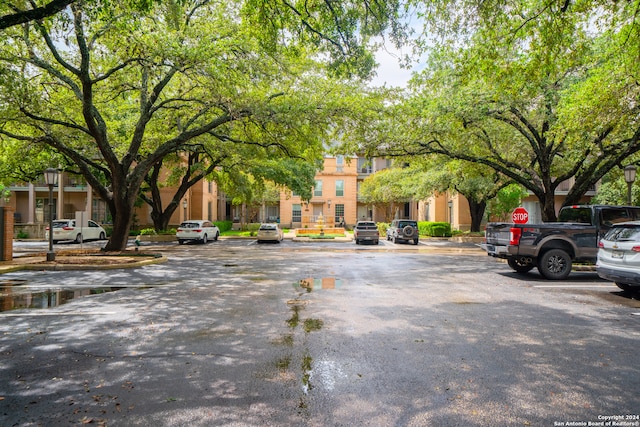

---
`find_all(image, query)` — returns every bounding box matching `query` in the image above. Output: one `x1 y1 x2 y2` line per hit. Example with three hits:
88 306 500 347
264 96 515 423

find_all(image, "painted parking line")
533 285 616 288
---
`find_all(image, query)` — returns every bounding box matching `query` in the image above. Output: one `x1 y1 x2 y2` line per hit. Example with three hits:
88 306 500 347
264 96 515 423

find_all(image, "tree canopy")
0 0 408 250
341 0 640 221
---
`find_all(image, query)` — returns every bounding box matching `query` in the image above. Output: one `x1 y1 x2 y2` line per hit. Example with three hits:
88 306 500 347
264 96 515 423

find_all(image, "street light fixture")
182 199 187 220
44 168 58 262
624 165 637 205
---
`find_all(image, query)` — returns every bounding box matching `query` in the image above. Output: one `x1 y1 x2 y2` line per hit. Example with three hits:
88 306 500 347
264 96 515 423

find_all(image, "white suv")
176 220 220 244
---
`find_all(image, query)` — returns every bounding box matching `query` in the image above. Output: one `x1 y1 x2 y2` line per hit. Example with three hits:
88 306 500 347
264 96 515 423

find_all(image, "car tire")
214 231 219 241
413 239 418 245
403 226 415 237
178 240 185 245
202 234 208 244
74 234 83 244
374 240 379 245
507 257 535 274
99 232 106 240
537 249 572 280
355 239 359 245
392 235 397 244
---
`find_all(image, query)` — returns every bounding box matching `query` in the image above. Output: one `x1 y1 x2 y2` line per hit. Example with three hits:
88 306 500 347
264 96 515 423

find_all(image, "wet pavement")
1 239 638 426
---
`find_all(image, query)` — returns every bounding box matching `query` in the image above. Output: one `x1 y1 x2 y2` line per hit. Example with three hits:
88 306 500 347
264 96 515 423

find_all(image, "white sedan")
597 221 640 293
256 223 284 243
176 220 220 244
45 219 107 244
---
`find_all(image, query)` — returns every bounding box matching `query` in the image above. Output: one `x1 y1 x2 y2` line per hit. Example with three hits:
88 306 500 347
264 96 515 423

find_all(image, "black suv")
386 219 419 245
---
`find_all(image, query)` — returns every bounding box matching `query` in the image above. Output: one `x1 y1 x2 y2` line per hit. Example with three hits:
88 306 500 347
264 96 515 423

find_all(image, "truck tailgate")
484 222 512 256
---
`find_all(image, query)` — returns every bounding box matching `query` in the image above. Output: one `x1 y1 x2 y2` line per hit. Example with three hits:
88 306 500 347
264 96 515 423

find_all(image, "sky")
370 48 417 88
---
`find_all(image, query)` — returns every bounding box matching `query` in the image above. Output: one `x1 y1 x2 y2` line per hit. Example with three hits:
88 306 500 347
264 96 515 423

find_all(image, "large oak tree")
0 0 407 250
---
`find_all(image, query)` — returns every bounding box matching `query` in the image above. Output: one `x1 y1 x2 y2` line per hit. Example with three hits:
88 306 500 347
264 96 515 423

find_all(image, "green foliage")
214 221 233 233
377 222 389 236
16 229 28 239
139 228 157 236
418 221 452 237
487 184 529 222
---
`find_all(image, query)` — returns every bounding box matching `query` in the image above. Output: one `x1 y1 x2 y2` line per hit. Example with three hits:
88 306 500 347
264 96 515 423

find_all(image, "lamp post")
624 165 637 205
182 199 187 220
44 168 58 262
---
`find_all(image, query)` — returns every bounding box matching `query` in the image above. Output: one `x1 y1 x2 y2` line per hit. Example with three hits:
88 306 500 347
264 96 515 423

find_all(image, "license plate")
612 250 624 259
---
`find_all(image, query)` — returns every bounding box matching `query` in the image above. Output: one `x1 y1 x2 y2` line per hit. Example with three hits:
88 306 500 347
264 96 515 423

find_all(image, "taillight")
509 227 522 246
633 246 640 252
62 226 73 230
46 226 50 231
598 241 604 248
195 229 202 232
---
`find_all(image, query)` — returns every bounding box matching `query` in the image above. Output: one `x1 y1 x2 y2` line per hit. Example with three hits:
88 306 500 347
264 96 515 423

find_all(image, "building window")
207 201 212 221
292 204 301 222
335 180 344 197
314 180 323 197
335 204 344 225
357 158 372 174
336 155 344 172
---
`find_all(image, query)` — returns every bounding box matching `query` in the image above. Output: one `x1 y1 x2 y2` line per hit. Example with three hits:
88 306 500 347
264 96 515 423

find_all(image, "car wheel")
537 249 572 280
374 240 379 245
99 231 106 240
403 226 415 237
413 239 419 245
74 234 83 244
615 282 634 293
214 231 219 241
178 240 185 245
507 257 535 274
202 234 208 244
355 239 359 244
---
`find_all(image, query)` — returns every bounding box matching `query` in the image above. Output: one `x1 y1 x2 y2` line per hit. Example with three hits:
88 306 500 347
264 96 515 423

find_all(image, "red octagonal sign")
512 207 529 224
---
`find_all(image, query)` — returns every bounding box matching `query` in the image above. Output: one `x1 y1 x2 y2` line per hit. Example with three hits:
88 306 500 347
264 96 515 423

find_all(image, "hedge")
418 221 452 237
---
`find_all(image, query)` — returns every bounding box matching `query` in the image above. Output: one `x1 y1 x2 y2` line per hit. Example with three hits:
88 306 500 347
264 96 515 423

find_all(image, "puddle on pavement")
0 285 126 312
294 277 342 292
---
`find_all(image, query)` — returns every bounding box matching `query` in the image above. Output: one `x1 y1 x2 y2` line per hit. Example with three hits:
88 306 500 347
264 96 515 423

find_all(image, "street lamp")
624 165 637 205
182 199 187 220
44 168 58 262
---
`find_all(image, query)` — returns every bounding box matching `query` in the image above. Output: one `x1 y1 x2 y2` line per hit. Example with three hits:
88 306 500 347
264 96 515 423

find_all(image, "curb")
0 255 167 274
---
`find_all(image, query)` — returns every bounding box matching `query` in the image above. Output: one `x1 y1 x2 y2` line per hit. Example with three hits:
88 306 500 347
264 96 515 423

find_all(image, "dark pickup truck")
484 205 640 279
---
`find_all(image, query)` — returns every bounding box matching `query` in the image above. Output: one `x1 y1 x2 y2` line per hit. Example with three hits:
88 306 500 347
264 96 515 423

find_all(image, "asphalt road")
1 239 639 426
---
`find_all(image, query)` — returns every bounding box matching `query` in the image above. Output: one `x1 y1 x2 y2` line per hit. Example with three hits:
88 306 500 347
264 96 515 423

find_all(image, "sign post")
512 207 529 224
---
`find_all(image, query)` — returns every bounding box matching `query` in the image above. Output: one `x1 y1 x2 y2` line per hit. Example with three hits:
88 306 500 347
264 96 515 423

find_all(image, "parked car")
353 221 379 245
45 219 107 244
176 220 220 244
596 221 640 292
386 219 419 245
257 223 284 243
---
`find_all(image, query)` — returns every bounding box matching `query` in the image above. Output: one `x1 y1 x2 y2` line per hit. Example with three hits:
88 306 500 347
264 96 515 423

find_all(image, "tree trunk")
467 198 486 232
104 206 134 251
538 192 558 222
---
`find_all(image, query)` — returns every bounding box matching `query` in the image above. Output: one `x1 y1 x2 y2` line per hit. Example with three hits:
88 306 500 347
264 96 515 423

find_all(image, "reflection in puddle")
295 277 342 292
0 287 124 312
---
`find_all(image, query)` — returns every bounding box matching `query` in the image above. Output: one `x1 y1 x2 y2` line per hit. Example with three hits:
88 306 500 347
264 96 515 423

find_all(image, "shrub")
139 228 157 236
418 221 452 237
377 222 390 236
214 220 233 232
17 229 28 239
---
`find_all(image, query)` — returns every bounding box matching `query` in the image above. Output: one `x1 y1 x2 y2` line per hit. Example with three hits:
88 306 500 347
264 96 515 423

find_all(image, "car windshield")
179 222 200 229
604 225 640 241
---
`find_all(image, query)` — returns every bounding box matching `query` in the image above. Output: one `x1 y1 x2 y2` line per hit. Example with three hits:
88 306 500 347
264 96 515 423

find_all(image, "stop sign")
512 207 529 224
